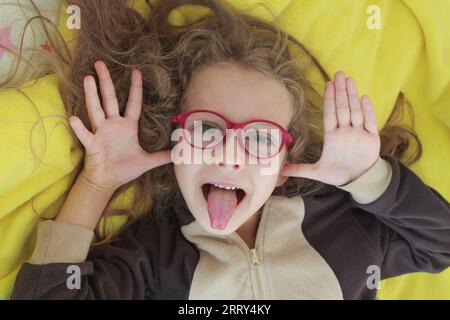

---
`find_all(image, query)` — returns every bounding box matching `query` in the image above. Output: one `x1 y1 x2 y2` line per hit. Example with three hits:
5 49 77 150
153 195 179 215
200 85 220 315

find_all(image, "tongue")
207 186 238 230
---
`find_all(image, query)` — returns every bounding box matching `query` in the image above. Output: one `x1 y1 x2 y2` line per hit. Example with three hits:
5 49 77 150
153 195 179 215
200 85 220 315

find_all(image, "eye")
245 132 273 145
202 123 222 132
188 121 222 132
244 128 283 158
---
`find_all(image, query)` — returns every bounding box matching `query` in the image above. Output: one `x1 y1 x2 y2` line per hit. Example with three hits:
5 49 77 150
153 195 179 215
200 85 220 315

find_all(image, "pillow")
0 0 63 87
0 74 133 299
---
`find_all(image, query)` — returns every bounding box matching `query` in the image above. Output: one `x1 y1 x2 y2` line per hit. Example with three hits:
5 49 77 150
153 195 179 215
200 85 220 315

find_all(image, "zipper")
229 206 268 300
250 248 265 299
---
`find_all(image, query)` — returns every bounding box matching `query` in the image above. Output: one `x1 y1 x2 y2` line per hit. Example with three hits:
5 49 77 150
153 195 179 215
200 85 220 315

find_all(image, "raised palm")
281 71 381 186
69 61 172 191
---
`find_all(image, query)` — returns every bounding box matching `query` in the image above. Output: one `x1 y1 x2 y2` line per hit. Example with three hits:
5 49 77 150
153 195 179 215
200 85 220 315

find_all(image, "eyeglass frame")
170 109 294 159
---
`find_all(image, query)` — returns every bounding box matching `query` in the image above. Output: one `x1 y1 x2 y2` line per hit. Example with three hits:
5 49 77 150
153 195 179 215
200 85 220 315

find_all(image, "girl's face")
174 63 293 235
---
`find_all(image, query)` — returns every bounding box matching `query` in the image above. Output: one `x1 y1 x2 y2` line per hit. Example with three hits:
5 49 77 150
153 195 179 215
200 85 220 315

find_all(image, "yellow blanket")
0 0 449 299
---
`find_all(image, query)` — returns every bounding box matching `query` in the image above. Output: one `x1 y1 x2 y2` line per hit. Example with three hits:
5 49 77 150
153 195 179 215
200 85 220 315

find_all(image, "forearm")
338 154 449 220
12 175 124 299
338 154 450 276
12 207 153 300
55 172 117 230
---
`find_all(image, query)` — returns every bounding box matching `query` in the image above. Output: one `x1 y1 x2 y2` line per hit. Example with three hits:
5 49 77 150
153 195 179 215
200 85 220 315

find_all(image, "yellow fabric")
0 75 133 299
0 0 449 299
274 0 450 299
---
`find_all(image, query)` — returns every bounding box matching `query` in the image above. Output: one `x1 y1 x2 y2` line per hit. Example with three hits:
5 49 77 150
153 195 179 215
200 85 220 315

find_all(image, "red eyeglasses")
171 109 293 159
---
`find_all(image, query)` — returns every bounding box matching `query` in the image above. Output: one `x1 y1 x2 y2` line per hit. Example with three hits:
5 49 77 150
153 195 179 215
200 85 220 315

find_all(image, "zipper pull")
250 248 261 268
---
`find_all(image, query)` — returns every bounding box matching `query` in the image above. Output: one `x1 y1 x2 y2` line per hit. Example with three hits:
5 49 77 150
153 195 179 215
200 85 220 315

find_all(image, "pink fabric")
0 26 16 59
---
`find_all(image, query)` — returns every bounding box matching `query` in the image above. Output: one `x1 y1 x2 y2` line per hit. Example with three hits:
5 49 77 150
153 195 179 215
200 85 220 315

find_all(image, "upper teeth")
213 184 238 190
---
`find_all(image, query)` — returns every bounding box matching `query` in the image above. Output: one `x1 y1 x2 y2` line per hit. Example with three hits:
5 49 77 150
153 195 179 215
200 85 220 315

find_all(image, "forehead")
182 63 293 127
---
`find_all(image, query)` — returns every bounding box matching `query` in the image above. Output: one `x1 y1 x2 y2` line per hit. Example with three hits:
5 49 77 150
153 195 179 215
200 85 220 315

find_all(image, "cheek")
254 149 286 176
248 174 279 208
174 164 194 190
249 165 281 195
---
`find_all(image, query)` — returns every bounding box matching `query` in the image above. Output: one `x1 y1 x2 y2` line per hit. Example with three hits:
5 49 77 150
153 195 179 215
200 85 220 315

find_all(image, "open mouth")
201 182 247 230
201 183 247 205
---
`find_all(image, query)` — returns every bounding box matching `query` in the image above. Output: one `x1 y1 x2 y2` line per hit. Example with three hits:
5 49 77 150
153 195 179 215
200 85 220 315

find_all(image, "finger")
69 116 94 148
144 150 173 171
84 75 105 132
124 69 143 122
94 61 120 118
280 163 318 180
334 71 351 127
323 81 338 133
346 77 363 127
361 95 378 134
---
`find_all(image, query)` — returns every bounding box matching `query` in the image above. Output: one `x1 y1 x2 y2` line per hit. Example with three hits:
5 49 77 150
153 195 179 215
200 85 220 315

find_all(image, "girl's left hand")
281 71 381 186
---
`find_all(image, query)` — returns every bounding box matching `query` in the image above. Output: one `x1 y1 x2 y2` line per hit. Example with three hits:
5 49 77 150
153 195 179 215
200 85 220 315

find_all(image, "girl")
11 0 450 299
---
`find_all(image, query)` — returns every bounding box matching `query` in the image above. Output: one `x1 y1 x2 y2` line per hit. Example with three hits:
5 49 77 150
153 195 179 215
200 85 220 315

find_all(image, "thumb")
280 163 319 180
143 150 173 171
69 116 93 148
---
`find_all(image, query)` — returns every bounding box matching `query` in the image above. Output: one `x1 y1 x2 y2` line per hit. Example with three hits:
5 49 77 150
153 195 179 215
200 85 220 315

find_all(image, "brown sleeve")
26 220 94 265
11 216 159 300
339 154 450 279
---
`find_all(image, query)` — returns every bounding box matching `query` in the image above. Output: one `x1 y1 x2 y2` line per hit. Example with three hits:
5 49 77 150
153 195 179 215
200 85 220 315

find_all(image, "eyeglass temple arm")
284 131 293 145
171 115 180 124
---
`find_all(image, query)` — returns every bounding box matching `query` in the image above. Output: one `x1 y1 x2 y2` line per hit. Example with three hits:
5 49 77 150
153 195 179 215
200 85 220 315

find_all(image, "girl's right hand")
69 61 172 193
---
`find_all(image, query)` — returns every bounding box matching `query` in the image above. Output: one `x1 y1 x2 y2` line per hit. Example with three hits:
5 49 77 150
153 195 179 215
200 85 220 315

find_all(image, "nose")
215 146 245 170
212 131 246 170
216 160 241 170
